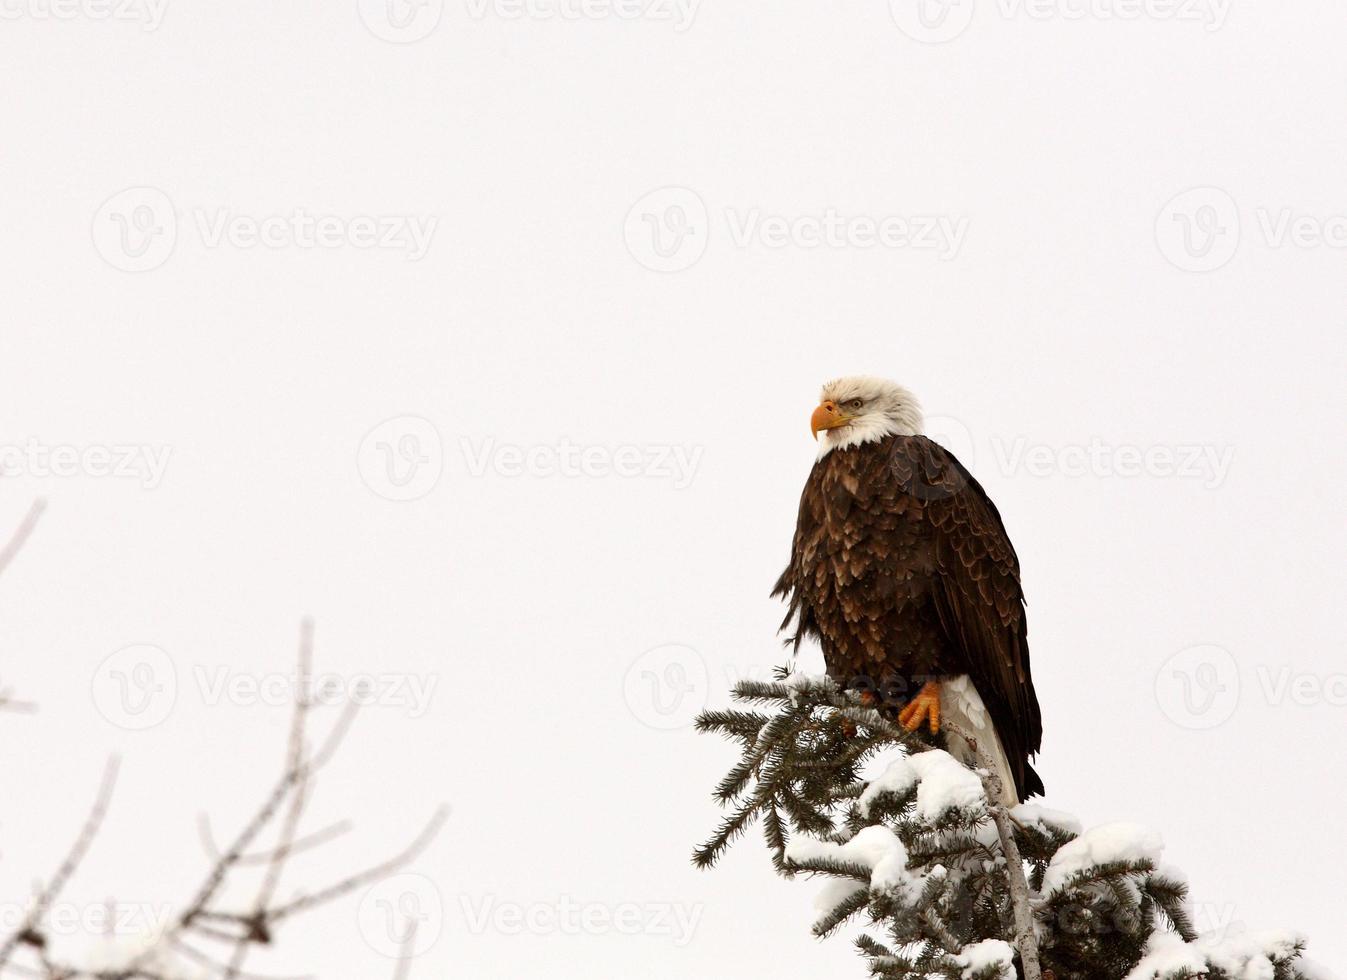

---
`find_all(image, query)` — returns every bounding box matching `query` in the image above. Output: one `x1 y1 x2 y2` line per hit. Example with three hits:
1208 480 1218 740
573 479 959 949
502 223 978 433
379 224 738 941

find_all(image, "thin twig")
922 908 964 955
170 936 312 980
0 501 46 715
196 815 353 868
390 919 418 980
0 756 119 969
255 805 448 924
2 616 446 980
222 620 316 980
0 500 44 580
0 687 37 714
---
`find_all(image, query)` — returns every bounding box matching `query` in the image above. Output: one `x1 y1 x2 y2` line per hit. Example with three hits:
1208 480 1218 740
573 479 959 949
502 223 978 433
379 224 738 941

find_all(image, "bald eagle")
773 376 1043 804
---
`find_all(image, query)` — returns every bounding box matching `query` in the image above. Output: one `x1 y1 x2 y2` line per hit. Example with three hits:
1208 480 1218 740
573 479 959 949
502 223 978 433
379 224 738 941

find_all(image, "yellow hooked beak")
810 400 853 439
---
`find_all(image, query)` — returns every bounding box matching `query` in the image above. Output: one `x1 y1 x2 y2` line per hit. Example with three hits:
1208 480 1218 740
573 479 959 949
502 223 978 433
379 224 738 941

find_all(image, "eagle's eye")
849 399 863 410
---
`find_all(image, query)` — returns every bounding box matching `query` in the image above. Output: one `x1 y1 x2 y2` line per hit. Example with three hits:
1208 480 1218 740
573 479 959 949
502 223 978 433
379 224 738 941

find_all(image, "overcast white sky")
2 1 1345 977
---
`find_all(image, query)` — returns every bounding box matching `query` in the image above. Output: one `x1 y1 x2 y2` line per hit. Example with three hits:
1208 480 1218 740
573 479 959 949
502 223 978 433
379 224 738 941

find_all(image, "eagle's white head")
811 376 924 457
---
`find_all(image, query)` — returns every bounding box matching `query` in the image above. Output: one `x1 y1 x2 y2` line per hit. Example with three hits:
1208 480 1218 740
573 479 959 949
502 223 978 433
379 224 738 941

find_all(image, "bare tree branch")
221 620 316 980
2 617 447 980
262 805 449 925
0 501 46 714
0 756 119 970
169 937 312 980
0 500 45 581
389 920 418 980
196 815 353 869
0 687 37 714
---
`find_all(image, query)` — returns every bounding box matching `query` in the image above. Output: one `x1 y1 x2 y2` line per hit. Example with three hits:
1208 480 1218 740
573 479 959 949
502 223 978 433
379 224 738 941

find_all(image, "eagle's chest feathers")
803 441 947 678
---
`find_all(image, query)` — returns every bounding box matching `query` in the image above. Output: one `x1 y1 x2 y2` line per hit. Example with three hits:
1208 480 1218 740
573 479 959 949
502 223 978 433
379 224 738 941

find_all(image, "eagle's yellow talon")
899 681 941 734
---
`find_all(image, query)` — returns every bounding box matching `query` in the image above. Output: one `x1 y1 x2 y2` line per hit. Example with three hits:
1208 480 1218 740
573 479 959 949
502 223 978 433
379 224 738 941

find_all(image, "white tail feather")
940 675 1018 808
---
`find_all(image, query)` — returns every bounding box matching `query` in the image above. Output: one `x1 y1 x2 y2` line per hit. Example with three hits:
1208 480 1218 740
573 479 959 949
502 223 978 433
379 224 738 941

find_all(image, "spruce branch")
813 886 872 939
693 669 1327 980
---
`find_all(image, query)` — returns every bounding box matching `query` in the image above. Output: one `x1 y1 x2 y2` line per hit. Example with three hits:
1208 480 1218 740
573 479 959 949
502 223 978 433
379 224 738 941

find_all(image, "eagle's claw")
898 681 941 734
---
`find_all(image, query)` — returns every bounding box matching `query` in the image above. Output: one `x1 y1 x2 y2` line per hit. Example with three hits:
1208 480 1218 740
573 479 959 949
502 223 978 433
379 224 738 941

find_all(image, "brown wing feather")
911 439 1044 798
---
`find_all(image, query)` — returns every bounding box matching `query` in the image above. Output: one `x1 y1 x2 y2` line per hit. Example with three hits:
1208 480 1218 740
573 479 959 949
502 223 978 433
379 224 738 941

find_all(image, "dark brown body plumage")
773 434 1044 800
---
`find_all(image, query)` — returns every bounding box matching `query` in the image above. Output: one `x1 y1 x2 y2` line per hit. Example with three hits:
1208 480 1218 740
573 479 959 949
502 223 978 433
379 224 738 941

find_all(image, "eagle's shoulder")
815 433 964 509
873 435 1022 574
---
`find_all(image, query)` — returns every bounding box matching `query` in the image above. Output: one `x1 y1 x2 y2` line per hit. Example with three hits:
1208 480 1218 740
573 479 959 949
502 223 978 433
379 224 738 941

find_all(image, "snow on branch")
692 667 1336 980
